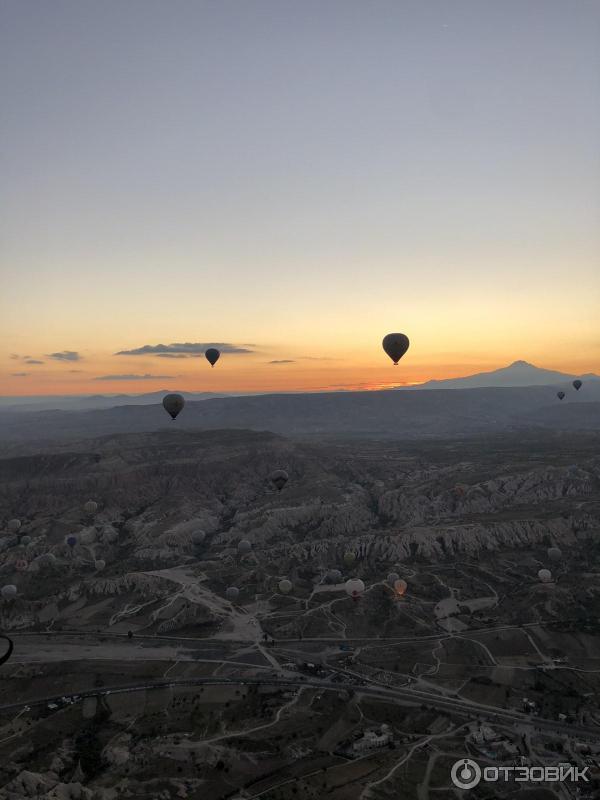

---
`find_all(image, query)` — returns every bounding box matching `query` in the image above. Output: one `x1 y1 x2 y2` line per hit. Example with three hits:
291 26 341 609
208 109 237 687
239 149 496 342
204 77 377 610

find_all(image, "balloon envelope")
557 391 565 400
66 535 77 548
192 531 206 545
162 393 185 420
237 539 252 555
225 586 240 601
327 569 342 583
343 552 356 567
84 500 98 514
20 536 31 547
278 578 293 594
7 519 21 533
382 333 410 365
94 559 106 571
205 348 220 367
538 568 552 583
573 379 582 391
393 578 408 596
1 585 17 600
345 578 365 598
547 547 562 562
270 469 289 492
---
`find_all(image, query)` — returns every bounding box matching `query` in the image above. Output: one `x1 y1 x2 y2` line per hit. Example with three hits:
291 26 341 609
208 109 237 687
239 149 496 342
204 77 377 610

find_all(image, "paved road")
1 674 599 744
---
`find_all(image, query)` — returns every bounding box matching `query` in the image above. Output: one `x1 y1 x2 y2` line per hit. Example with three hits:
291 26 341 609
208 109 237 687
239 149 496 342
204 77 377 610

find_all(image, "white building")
353 725 392 753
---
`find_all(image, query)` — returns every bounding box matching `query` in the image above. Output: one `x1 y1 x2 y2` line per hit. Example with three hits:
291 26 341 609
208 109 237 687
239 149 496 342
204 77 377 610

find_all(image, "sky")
1 0 599 396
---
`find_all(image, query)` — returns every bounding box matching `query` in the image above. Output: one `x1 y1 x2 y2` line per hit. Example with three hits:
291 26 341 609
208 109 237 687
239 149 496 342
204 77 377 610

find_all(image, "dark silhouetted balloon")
387 572 400 586
66 535 77 549
20 536 31 547
238 539 252 555
163 393 185 420
0 634 13 667
557 391 565 401
382 333 410 365
547 547 562 562
573 380 582 391
7 519 21 533
270 469 289 492
327 569 342 584
205 348 220 367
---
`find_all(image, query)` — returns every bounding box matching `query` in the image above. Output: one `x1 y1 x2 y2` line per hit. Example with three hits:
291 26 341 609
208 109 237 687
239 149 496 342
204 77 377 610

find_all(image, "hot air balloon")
192 531 206 545
270 469 289 492
7 519 21 533
557 391 565 401
84 500 98 514
387 572 400 586
127 630 133 639
0 634 13 667
162 393 185 420
35 553 56 568
393 578 408 596
238 539 252 555
573 380 582 391
547 547 562 562
327 569 342 584
15 559 28 572
20 536 31 547
226 586 240 601
344 578 365 600
1 584 17 600
538 568 552 584
65 535 78 549
343 551 356 568
278 578 293 594
205 348 220 367
94 559 106 571
382 333 410 366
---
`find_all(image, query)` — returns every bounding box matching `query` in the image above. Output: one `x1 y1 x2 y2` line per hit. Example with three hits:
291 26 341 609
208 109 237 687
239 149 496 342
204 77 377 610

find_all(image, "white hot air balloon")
278 578 293 594
225 586 240 602
1 585 17 600
344 578 365 600
538 568 552 584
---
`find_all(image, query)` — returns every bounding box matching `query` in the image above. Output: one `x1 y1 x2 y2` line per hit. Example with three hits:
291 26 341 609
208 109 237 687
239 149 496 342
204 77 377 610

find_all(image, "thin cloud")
11 372 29 377
9 354 20 360
268 359 296 364
46 350 82 362
93 373 175 381
24 359 44 365
298 356 338 361
115 342 254 356
68 369 85 373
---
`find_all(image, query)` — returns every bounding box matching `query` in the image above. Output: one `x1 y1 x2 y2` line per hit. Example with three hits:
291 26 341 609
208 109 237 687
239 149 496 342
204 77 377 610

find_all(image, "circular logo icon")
451 758 482 790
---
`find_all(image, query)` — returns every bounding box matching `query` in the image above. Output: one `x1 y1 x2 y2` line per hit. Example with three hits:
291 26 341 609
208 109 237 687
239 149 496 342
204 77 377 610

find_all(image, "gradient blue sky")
1 0 599 394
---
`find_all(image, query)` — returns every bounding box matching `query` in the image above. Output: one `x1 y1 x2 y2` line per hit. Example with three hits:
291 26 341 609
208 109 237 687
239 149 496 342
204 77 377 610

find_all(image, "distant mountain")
1 383 599 447
409 360 600 390
0 390 242 413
